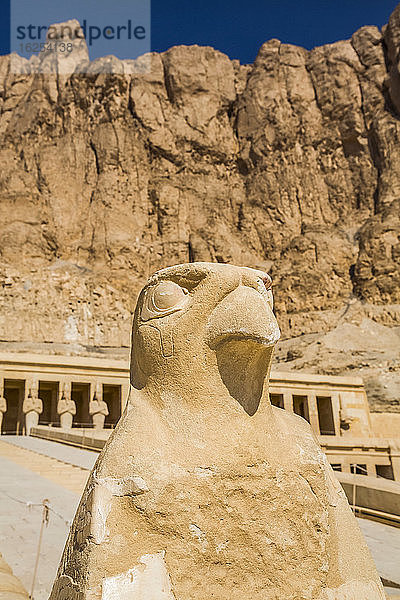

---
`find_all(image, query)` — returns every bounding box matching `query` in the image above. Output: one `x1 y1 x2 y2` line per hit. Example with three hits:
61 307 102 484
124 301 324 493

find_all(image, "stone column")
390 443 400 482
283 392 293 412
57 381 76 429
331 393 341 436
23 379 42 435
0 377 6 435
307 393 320 436
341 460 351 473
366 463 376 477
89 381 108 430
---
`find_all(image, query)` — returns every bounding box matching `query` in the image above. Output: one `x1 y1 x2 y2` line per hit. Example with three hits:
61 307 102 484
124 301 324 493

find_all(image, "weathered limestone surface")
50 263 384 600
0 10 400 409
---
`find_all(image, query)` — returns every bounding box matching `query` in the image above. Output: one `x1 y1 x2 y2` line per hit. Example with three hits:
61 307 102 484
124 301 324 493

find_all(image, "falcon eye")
152 281 187 309
141 281 189 321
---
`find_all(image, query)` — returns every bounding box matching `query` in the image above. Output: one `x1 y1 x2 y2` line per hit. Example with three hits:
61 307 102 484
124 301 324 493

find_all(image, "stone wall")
371 413 400 438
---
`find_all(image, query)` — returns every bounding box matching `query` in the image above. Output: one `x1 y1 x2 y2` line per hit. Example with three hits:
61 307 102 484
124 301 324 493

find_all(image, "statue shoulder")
272 405 315 437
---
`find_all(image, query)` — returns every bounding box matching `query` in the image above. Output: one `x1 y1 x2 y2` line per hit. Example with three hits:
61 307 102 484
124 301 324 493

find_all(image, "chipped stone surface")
50 263 384 599
94 475 149 496
321 579 384 600
88 475 149 543
101 553 175 600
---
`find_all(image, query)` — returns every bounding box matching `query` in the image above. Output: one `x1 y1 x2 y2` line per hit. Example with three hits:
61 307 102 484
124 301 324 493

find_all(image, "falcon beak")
205 285 280 416
206 285 281 350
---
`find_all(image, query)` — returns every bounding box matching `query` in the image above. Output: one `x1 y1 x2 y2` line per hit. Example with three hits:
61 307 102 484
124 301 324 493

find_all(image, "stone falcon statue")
50 263 384 600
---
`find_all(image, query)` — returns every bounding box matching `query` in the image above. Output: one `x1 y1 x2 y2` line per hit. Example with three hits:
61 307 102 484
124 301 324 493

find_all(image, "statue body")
58 397 76 430
89 398 109 430
50 263 384 600
0 395 6 435
23 391 42 435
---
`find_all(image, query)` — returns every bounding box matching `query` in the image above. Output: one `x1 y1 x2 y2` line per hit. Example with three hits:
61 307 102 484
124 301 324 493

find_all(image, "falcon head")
130 263 280 415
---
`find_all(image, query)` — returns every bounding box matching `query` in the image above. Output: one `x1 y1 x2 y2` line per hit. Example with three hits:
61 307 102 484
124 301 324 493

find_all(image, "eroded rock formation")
0 9 400 408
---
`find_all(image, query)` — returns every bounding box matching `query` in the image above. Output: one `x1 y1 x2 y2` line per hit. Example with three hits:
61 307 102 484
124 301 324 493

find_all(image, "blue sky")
151 0 399 63
1 0 399 63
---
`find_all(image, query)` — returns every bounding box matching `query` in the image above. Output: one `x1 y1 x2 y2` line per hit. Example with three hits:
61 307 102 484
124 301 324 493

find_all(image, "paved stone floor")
358 518 400 597
4 434 99 471
0 452 80 599
0 435 399 599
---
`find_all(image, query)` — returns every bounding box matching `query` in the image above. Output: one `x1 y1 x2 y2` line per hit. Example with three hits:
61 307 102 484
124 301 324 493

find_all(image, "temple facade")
269 371 400 481
0 351 399 480
0 352 129 433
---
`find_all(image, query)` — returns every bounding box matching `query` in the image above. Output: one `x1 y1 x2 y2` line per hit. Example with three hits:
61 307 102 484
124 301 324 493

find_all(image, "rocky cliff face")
0 11 399 409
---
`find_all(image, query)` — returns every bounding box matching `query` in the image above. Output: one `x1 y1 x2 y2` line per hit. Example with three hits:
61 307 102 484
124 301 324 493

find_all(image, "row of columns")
330 453 400 479
339 461 378 477
0 377 110 434
279 389 400 479
280 391 341 436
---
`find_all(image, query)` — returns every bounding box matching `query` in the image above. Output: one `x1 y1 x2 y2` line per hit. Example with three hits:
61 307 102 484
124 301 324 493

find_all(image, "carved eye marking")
141 281 189 321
